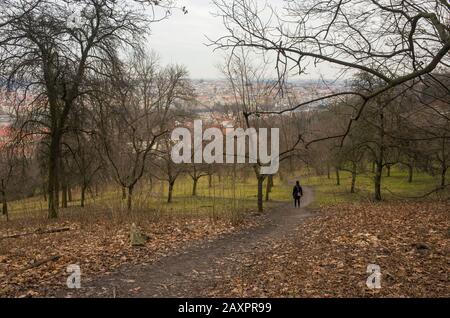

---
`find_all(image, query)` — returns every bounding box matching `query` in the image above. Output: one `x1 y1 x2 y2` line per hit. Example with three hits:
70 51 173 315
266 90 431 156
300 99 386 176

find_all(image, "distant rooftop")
0 114 12 126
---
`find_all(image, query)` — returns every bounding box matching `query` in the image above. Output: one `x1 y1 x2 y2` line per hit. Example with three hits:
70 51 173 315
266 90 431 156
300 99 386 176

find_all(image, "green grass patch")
5 166 447 221
302 167 447 208
6 174 291 221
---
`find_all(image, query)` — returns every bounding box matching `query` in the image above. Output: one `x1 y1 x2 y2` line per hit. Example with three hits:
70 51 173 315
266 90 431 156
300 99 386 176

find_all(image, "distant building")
0 126 11 148
0 112 12 146
0 114 12 127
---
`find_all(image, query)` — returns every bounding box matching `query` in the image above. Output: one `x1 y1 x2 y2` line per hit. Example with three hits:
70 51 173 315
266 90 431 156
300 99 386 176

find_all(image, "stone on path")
130 223 149 246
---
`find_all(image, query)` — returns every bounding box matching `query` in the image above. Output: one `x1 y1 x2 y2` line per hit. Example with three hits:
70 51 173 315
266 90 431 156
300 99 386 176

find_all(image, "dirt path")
58 185 314 298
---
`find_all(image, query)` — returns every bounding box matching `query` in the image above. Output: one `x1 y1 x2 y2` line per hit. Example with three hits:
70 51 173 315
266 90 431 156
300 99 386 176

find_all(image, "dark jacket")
292 184 303 198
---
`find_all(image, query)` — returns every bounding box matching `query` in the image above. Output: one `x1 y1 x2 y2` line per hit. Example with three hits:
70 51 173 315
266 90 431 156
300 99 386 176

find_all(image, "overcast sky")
147 0 340 81
148 0 226 79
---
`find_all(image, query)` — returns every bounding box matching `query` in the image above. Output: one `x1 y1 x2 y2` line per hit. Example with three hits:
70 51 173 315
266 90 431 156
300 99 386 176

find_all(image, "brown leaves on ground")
1 200 448 298
205 201 449 298
0 214 262 298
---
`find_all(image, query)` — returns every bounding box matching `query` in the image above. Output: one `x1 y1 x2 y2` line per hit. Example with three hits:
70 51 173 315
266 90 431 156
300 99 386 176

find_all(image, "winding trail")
60 184 314 298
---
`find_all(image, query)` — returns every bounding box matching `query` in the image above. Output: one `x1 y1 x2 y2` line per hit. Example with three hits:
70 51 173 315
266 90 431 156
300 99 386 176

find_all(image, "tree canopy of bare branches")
0 0 177 218
212 0 450 145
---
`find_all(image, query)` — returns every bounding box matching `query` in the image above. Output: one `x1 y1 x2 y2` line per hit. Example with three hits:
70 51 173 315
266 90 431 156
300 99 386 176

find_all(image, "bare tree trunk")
48 133 60 219
408 164 413 183
441 166 447 187
60 159 68 208
265 175 273 201
168 181 175 203
374 161 383 201
122 187 126 200
192 178 198 196
440 137 447 187
1 189 8 222
257 175 265 212
61 183 68 208
335 167 340 186
80 185 86 208
327 163 331 179
127 185 133 210
350 162 357 193
68 185 72 202
374 108 385 201
386 164 391 177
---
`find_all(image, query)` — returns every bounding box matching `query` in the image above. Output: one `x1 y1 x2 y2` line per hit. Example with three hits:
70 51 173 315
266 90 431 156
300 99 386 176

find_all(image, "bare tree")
95 55 192 210
221 50 273 212
0 135 37 221
0 0 42 31
150 68 194 203
336 136 367 193
188 162 209 197
0 0 176 218
0 144 16 221
64 125 102 208
212 0 450 146
152 137 185 203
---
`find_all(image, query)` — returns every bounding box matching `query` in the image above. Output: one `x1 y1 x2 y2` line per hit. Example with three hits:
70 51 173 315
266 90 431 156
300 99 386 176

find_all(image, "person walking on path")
292 180 303 208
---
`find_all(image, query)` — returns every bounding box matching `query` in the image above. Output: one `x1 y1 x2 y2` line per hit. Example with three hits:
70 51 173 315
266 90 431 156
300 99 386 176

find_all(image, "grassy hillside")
302 168 447 208
6 174 291 222
4 167 447 222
